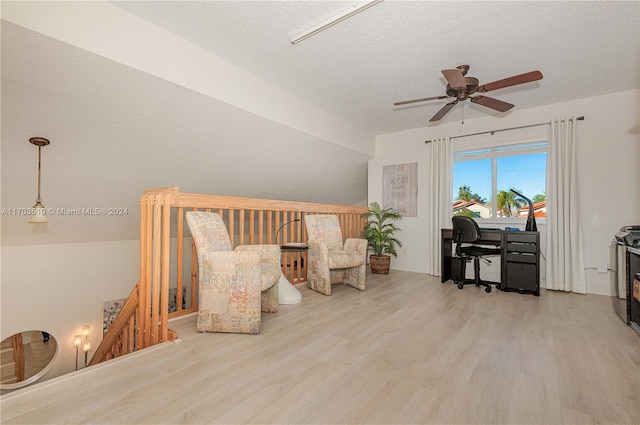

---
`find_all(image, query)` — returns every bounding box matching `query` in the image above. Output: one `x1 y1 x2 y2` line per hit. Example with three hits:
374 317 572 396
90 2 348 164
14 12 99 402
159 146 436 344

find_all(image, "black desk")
441 228 540 295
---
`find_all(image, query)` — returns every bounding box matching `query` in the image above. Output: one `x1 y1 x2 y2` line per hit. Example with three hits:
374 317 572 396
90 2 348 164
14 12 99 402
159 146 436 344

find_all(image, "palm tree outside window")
452 142 547 220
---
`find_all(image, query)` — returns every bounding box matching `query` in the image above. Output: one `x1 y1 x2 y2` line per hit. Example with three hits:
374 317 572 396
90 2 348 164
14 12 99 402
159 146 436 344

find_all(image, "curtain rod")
424 116 584 144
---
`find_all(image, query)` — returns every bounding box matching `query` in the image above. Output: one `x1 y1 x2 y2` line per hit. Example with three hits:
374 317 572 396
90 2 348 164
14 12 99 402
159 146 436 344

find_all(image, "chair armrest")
199 250 261 278
308 239 329 260
235 244 281 265
307 240 328 254
307 240 330 274
344 238 368 256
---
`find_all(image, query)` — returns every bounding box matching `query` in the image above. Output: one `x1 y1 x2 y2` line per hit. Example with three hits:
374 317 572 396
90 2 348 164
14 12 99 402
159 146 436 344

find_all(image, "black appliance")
615 226 640 248
630 254 640 336
611 225 640 333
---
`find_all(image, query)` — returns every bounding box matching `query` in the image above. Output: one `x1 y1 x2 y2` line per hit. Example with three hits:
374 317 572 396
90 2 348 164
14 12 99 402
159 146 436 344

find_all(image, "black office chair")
451 216 502 293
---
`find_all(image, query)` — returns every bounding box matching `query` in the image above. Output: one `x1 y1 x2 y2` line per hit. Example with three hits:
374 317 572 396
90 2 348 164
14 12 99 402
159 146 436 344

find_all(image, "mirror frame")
1 330 58 391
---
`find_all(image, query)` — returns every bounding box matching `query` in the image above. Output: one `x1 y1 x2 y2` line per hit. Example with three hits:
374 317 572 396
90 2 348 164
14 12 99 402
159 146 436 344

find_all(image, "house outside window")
453 142 547 220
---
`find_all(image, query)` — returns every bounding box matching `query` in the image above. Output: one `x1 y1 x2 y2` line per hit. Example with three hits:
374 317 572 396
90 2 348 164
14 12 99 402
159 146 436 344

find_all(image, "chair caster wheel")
458 283 464 289
485 286 492 293
496 284 501 290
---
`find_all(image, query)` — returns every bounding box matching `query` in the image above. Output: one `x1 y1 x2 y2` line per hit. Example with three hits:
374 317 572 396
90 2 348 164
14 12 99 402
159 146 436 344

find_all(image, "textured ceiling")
2 1 639 245
113 0 640 134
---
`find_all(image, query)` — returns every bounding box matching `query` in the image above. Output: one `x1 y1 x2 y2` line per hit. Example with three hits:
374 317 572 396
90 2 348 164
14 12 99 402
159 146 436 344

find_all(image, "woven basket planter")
369 255 391 274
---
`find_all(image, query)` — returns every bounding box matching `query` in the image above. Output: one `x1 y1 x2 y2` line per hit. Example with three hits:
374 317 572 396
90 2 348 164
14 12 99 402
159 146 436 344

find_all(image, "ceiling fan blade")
441 69 466 88
470 95 514 112
429 101 458 122
394 95 448 106
477 70 543 92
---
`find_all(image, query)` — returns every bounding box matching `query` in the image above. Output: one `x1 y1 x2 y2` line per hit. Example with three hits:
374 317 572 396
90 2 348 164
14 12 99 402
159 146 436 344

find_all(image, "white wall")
1 240 139 383
369 89 639 295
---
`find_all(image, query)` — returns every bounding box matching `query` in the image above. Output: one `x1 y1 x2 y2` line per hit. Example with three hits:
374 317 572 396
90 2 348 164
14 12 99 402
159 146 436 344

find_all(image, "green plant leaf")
361 202 403 258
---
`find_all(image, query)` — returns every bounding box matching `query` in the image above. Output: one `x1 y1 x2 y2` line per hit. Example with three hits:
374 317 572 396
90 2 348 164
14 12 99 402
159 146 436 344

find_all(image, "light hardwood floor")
1 271 639 424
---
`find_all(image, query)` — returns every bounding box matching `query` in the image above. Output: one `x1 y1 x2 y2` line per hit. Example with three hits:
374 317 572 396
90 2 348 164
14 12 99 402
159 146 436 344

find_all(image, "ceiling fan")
394 65 543 122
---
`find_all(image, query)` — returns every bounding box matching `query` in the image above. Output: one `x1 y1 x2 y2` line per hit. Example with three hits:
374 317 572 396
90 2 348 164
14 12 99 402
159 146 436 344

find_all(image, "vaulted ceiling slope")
1 22 369 246
113 0 640 132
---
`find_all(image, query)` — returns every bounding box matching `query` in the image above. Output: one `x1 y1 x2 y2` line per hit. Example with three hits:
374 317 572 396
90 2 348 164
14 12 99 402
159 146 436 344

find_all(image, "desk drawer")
505 262 538 292
507 252 537 264
506 242 537 254
506 233 538 243
477 234 502 244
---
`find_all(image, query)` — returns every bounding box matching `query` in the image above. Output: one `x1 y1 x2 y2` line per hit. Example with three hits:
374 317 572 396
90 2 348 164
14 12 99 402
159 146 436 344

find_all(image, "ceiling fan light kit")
394 65 543 123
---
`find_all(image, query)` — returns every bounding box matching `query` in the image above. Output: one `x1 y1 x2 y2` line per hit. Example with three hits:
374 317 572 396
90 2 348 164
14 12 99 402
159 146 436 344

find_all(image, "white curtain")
545 117 586 293
426 137 453 276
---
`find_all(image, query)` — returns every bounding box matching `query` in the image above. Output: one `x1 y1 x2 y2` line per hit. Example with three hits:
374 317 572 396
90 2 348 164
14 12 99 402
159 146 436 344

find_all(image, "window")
452 142 547 219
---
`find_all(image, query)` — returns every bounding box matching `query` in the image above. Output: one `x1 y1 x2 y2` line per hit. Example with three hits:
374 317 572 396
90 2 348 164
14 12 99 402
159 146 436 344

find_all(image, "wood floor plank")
1 270 639 424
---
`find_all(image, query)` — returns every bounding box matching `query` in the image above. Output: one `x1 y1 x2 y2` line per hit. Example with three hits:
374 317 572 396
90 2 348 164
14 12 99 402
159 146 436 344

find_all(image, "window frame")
453 140 547 222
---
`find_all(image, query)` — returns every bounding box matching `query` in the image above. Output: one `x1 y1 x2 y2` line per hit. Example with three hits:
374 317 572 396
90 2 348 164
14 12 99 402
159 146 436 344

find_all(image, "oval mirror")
1 330 58 390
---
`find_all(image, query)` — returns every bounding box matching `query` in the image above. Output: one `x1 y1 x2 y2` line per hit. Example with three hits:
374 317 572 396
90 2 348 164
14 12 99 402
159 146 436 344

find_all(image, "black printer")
615 225 640 248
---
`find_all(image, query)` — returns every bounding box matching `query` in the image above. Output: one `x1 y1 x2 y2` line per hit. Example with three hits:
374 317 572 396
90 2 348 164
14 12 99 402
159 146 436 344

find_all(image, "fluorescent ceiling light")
291 0 383 45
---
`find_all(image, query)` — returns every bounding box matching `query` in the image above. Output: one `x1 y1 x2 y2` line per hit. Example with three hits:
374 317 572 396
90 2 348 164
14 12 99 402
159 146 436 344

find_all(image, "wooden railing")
0 333 25 384
90 187 368 365
88 284 139 366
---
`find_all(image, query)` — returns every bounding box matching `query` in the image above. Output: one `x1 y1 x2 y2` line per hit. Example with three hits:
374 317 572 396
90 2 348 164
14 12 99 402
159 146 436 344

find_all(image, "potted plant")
361 202 402 274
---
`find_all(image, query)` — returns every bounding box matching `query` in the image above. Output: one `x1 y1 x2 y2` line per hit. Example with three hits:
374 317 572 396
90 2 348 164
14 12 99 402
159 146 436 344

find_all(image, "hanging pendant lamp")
28 137 50 224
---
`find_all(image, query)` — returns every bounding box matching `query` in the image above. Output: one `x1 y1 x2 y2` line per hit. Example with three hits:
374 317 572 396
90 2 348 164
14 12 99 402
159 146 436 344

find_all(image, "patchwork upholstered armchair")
304 214 368 295
186 211 280 334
